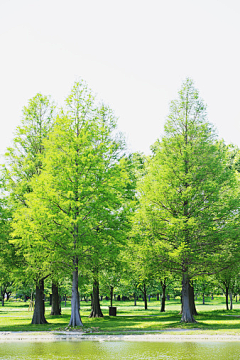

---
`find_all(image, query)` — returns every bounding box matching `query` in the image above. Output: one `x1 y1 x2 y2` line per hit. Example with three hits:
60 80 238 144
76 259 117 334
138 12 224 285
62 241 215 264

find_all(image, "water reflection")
0 341 239 359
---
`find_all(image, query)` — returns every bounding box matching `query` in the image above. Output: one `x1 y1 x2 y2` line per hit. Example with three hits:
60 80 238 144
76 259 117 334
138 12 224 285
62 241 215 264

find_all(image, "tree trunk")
69 267 83 326
110 286 113 307
143 283 147 310
230 292 233 310
157 293 159 301
226 286 229 311
89 279 103 318
64 294 67 306
179 295 183 315
181 273 196 323
51 282 61 315
31 279 48 324
189 282 198 316
202 293 205 305
160 283 166 312
1 286 6 306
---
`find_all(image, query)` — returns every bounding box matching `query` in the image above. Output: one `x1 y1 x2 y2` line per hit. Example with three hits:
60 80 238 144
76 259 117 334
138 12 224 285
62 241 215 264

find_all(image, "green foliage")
23 81 133 271
134 78 240 279
2 78 240 327
3 94 55 284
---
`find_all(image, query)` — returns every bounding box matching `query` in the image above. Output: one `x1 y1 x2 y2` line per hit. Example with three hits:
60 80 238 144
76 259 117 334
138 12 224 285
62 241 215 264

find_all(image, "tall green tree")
26 80 131 326
4 94 55 323
135 78 240 322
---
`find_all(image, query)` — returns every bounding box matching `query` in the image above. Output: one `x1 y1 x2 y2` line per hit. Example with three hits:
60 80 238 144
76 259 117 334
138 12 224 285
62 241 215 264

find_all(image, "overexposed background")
1 0 240 156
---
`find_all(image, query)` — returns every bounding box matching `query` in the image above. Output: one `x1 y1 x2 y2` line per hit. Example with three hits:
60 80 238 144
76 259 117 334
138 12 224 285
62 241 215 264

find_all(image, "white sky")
1 0 240 157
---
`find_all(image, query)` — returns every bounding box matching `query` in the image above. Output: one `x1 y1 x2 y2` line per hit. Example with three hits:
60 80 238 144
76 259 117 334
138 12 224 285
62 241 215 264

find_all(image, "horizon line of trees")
1 78 240 325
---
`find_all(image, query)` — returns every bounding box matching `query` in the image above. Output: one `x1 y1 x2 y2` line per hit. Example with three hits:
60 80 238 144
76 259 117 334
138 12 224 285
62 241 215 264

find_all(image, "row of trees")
1 78 240 324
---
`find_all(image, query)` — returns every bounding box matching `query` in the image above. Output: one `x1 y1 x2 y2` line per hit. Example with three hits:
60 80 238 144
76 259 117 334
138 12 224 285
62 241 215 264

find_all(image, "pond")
0 341 240 359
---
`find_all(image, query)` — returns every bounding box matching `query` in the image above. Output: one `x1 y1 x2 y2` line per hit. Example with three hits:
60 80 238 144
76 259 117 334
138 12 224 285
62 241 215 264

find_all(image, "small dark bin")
109 306 117 316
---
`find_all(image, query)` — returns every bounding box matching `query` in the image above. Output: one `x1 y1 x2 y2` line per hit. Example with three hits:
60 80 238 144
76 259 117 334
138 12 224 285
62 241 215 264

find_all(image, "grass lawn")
1 296 240 335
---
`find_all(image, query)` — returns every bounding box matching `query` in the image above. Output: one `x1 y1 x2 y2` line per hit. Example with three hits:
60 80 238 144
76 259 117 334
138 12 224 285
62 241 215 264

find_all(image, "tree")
216 263 240 310
86 153 138 318
0 193 14 306
4 94 55 323
135 78 240 322
26 80 131 326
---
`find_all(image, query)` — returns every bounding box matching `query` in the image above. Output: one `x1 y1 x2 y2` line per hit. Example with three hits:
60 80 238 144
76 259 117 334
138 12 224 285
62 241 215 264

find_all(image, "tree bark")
143 283 147 310
181 273 196 323
160 283 166 312
230 292 233 310
225 286 229 310
69 267 83 326
189 282 198 316
1 287 5 307
50 282 61 315
89 278 103 318
179 295 183 315
31 279 48 324
110 286 113 308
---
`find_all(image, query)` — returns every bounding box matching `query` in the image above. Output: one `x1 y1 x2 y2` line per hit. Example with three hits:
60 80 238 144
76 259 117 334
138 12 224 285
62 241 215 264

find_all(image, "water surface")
1 341 240 359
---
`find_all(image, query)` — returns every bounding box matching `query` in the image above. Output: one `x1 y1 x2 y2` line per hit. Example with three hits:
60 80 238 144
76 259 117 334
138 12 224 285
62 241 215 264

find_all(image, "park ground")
2 296 240 341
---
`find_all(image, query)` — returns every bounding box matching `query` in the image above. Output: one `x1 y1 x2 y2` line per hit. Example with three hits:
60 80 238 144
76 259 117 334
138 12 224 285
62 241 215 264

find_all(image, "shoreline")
1 331 240 342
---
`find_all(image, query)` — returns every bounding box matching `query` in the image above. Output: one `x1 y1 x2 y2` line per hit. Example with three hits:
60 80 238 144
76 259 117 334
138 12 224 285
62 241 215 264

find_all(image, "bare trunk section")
143 283 147 310
1 287 5 307
181 273 196 323
69 267 83 326
50 282 61 315
31 279 48 324
189 282 198 316
110 286 113 307
230 292 233 310
160 282 166 312
89 278 103 318
225 286 229 310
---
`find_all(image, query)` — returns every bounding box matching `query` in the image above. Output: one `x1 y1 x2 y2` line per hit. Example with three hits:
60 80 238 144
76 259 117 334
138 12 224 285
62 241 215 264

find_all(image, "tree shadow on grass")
0 313 71 332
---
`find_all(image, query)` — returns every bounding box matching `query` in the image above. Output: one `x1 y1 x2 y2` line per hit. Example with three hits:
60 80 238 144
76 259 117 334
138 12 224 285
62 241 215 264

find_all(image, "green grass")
1 296 240 335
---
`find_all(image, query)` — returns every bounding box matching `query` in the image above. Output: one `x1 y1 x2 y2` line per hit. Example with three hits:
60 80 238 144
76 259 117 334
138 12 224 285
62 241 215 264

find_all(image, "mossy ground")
1 296 240 335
